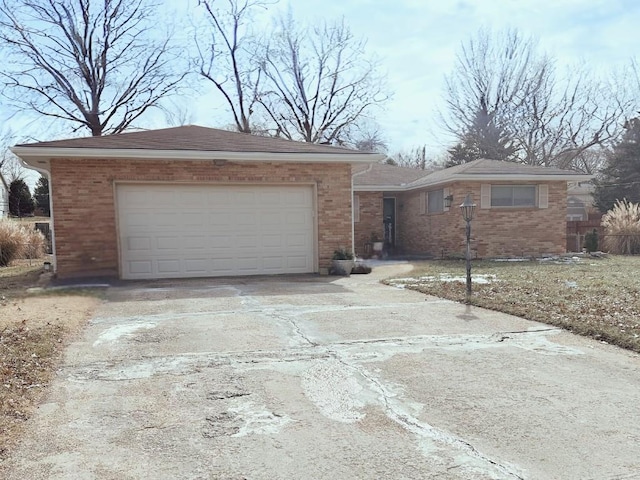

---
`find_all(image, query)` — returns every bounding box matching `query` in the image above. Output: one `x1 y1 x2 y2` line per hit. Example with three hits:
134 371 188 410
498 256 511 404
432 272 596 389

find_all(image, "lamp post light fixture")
444 194 454 208
460 194 476 301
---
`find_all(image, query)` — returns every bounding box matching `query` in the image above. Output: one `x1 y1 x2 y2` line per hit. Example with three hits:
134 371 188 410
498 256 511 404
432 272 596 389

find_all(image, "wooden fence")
566 214 603 252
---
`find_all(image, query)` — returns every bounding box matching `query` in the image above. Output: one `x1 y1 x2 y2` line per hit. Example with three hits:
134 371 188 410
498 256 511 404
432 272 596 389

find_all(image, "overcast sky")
182 0 640 156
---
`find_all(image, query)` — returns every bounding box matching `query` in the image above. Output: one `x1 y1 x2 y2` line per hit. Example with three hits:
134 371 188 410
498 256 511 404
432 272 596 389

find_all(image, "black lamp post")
460 194 476 300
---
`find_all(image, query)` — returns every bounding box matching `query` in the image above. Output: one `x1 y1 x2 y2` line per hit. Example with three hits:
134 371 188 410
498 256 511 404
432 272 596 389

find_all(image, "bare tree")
442 29 544 148
257 14 389 144
507 63 631 169
441 28 633 170
343 121 388 153
0 128 27 181
0 0 187 136
391 145 434 170
194 0 271 133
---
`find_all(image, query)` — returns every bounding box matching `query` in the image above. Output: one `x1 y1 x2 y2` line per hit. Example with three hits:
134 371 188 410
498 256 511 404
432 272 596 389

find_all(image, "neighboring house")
12 125 383 279
353 160 592 259
566 181 597 221
0 173 8 217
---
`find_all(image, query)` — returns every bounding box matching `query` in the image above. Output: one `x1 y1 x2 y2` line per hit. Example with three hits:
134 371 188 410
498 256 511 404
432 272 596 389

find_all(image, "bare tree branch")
0 0 188 136
441 28 635 171
256 14 389 145
194 0 271 134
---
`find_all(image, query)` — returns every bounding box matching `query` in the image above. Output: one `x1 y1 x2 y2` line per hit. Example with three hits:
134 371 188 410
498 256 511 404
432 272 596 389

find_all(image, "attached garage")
117 183 315 279
13 125 382 279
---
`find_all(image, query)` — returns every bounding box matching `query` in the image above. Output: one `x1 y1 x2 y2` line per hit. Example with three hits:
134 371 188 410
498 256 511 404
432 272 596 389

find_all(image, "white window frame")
490 185 537 208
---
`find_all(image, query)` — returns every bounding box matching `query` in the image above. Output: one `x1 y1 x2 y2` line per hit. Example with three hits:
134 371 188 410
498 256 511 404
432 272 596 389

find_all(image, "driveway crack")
329 350 525 479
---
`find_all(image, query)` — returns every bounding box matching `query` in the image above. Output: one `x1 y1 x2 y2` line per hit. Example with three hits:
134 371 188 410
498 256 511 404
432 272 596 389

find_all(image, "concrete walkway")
3 264 640 479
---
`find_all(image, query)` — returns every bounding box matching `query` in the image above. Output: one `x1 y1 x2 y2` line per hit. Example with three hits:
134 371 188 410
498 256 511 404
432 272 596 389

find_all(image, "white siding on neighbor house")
116 183 316 280
0 181 8 217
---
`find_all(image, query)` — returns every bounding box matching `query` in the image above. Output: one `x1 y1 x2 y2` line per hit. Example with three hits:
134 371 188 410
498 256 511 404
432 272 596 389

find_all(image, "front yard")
0 263 99 459
388 255 640 353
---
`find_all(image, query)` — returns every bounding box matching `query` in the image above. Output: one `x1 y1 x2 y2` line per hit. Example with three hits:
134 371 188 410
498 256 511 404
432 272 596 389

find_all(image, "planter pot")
332 259 355 276
372 241 384 257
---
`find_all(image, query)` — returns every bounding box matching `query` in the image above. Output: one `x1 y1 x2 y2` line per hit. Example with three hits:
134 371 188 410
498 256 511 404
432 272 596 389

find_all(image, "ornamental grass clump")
0 221 46 266
23 228 46 259
601 199 640 254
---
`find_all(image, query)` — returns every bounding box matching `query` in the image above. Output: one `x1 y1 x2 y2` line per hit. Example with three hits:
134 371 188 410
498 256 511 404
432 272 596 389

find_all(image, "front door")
383 197 396 247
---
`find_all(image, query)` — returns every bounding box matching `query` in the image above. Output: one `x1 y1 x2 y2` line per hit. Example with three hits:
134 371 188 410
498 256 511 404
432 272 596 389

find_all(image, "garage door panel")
156 236 180 250
181 191 205 204
260 191 281 205
212 257 235 273
185 258 210 273
152 190 177 207
123 212 150 229
262 256 284 270
287 233 309 248
127 236 151 251
184 236 207 250
182 212 203 227
157 259 181 274
262 234 283 248
237 257 259 271
287 255 310 269
209 235 233 248
118 184 315 279
152 212 180 228
233 191 257 206
209 212 232 227
129 260 153 275
285 189 312 205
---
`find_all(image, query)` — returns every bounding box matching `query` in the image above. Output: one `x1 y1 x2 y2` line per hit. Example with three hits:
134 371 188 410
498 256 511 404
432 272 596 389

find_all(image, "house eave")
11 146 384 171
353 184 410 192
354 173 594 192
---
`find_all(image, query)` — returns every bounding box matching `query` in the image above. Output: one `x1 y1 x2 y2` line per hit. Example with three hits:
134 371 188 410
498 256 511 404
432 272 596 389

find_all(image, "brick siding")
50 158 352 278
353 191 383 256
397 181 567 258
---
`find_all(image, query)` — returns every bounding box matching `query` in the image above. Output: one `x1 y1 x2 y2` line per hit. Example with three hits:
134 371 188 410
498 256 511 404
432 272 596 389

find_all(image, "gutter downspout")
15 157 56 273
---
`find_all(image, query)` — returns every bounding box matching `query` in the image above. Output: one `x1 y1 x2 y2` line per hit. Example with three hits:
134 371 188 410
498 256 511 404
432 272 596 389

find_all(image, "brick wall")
397 181 567 258
50 158 352 278
353 191 383 256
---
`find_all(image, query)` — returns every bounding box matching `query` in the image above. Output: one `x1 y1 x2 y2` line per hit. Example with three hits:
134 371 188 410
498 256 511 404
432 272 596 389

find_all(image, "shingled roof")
353 159 592 191
15 125 370 155
352 163 429 188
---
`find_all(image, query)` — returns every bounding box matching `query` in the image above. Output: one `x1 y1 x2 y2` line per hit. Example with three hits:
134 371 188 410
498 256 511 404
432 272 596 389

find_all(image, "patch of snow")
93 322 157 346
390 274 497 285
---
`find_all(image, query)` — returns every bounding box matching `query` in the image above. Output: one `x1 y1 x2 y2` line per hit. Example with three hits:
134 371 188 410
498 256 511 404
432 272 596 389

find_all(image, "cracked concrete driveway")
3 264 640 479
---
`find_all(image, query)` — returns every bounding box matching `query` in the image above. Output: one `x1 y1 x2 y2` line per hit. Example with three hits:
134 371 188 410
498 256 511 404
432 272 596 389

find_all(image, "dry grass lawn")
387 255 640 352
0 262 99 459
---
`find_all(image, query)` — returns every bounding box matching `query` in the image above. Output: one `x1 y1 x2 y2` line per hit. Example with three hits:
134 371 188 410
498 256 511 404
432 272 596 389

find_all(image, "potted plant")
370 232 384 257
332 248 355 275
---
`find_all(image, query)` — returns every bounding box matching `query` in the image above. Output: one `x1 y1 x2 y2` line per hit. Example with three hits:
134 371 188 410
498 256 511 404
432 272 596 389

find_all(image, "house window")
491 185 536 207
427 189 444 213
353 194 360 223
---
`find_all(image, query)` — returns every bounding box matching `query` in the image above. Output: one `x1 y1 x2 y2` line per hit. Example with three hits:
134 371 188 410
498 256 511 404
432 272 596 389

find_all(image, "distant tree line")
8 175 48 217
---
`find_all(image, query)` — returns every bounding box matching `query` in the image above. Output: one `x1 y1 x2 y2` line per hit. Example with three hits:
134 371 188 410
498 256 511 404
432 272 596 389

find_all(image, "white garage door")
117 184 315 279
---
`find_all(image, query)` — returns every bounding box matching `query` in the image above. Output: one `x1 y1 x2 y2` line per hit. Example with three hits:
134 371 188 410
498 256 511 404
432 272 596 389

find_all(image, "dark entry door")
383 197 396 247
